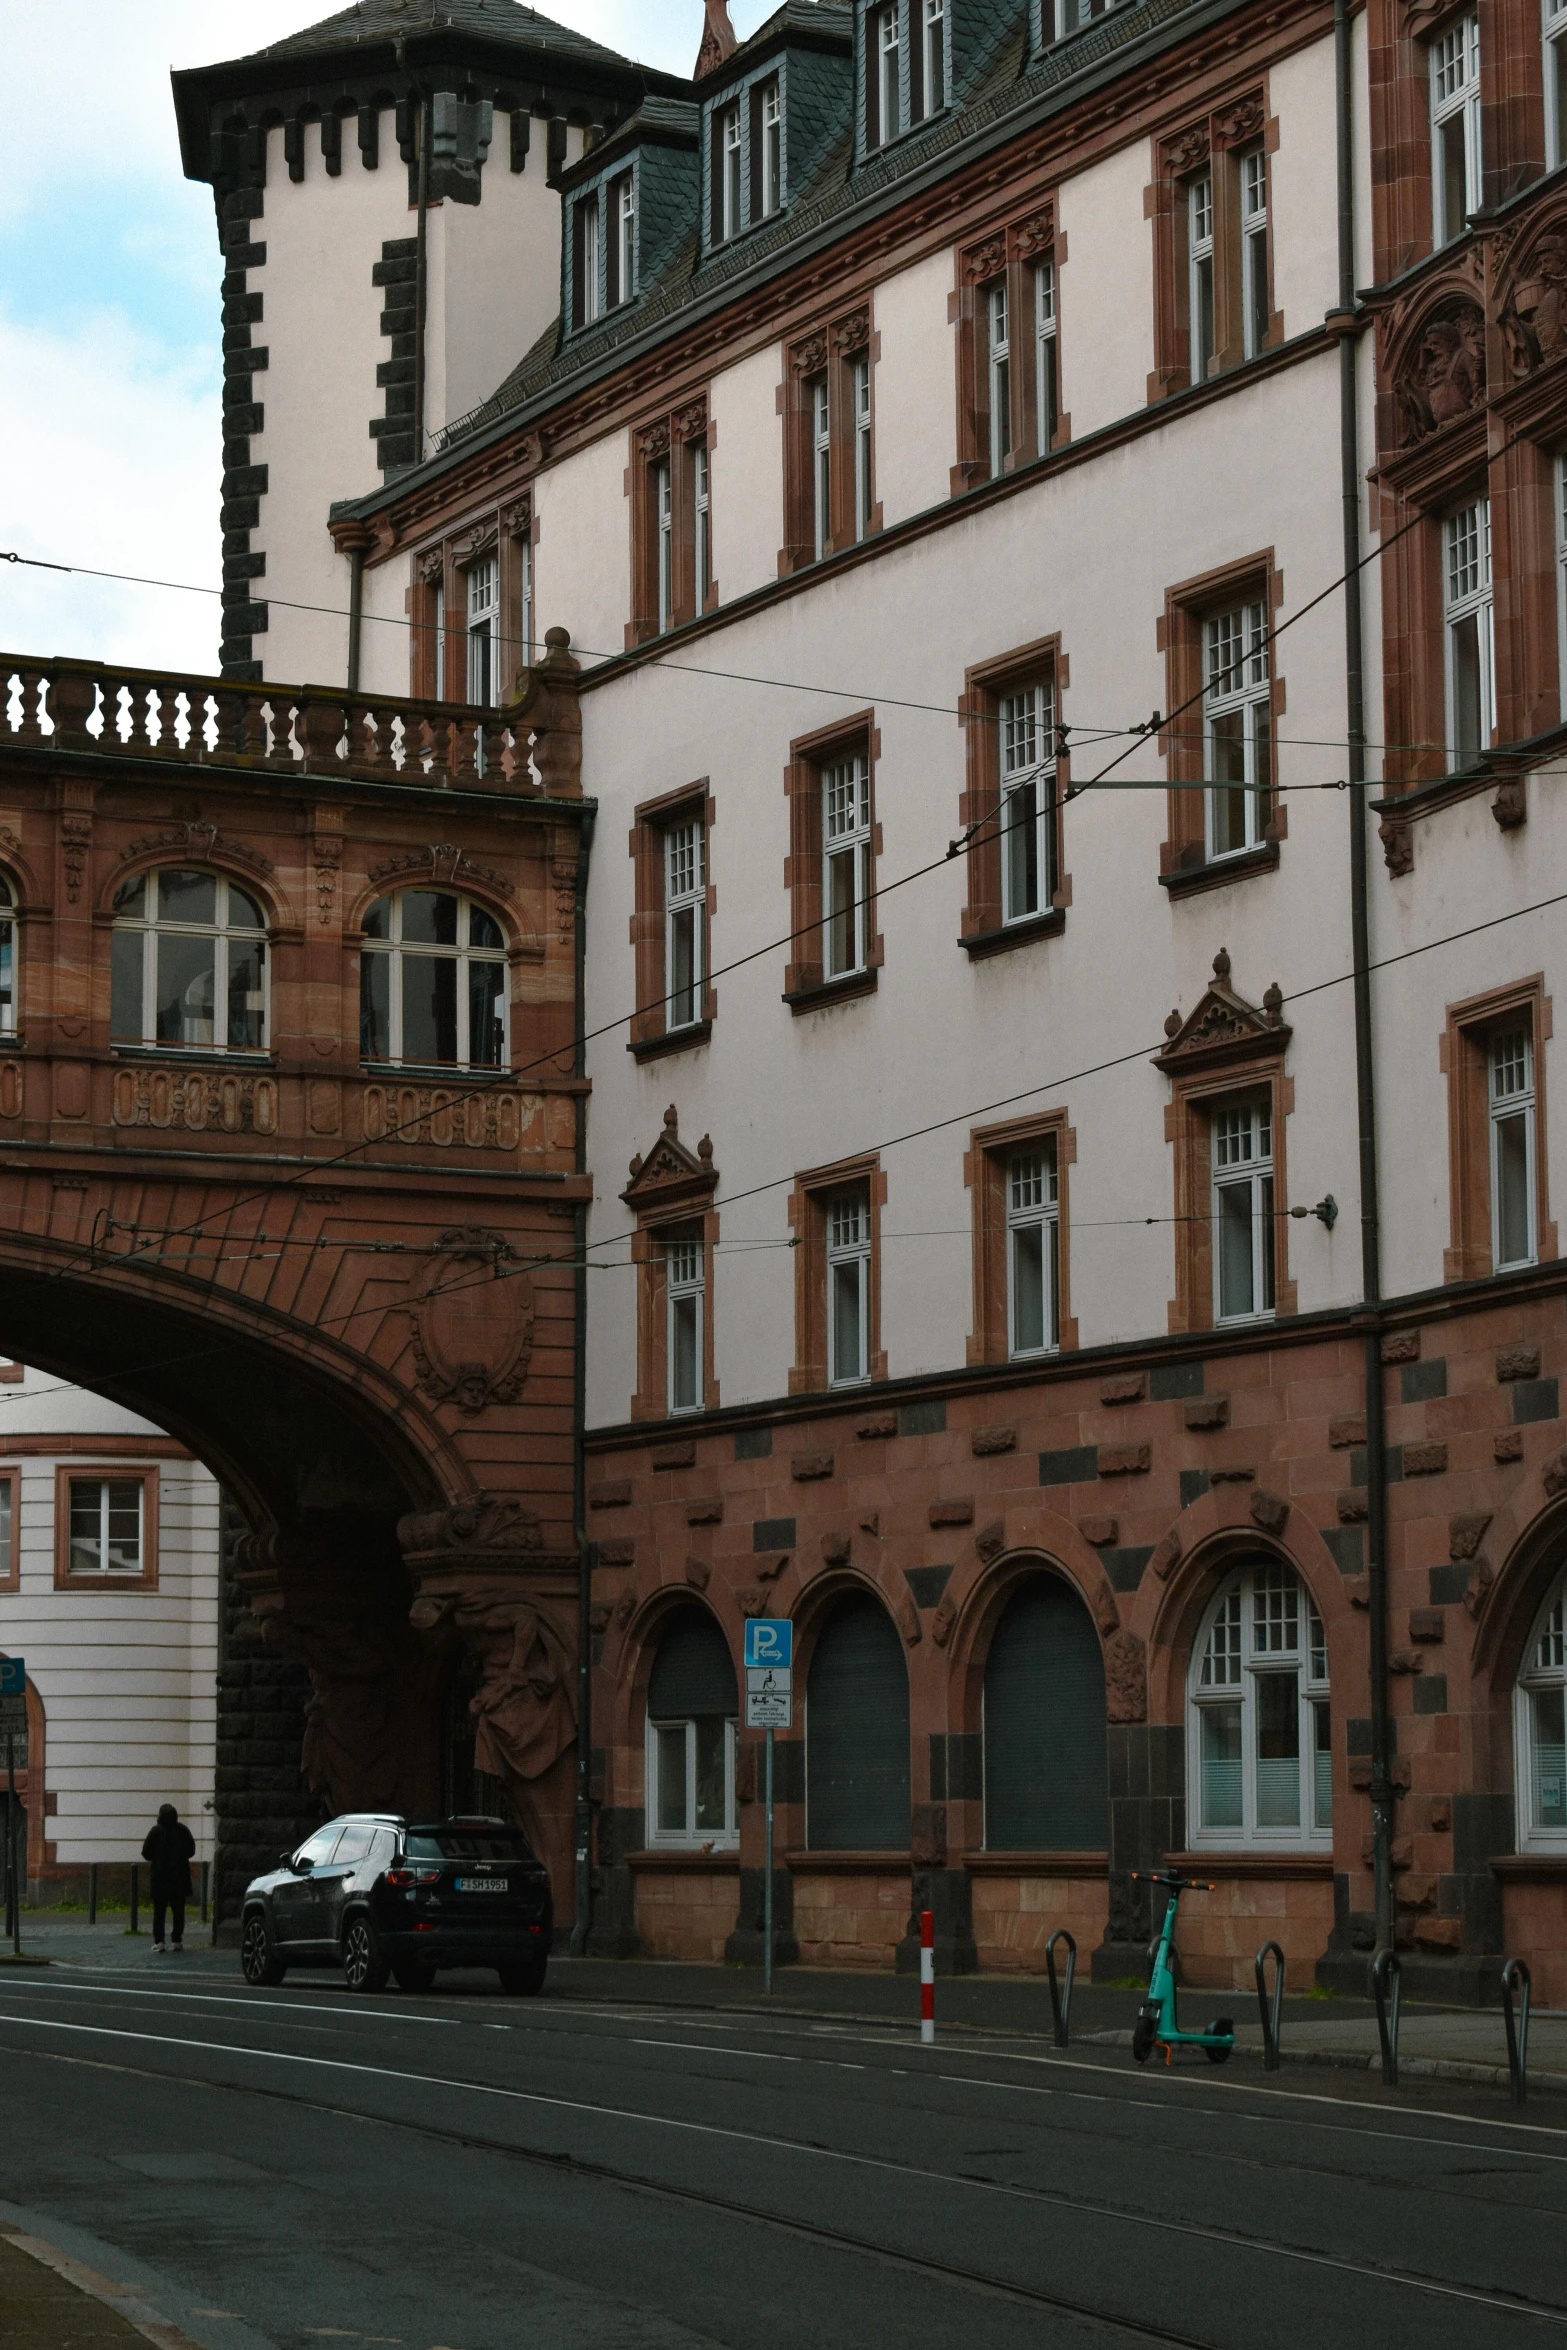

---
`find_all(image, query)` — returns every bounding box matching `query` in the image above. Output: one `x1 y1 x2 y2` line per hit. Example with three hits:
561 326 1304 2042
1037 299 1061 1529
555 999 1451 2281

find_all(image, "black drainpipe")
570 804 596 1957
412 92 432 464
346 540 365 693
1336 0 1395 1958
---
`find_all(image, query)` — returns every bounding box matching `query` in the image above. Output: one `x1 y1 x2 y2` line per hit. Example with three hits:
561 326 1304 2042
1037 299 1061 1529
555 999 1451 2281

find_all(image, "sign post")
744 1621 793 1995
0 1661 25 1958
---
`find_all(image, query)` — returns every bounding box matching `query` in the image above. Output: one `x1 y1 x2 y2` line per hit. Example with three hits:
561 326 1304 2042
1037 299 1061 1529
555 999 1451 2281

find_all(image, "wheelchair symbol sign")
743 1619 792 1671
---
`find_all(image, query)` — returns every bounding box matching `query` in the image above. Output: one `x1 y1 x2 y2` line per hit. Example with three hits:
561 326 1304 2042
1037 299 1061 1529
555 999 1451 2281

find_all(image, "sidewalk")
0 2227 204 2350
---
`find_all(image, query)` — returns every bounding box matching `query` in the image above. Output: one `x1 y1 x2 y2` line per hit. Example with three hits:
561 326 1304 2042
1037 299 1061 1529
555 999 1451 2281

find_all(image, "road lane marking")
632 2039 800 2061
0 2006 1560 2325
2 1979 460 2027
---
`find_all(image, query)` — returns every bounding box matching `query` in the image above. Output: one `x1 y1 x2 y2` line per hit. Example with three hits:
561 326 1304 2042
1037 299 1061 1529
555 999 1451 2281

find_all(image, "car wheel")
498 1956 547 1996
342 1914 390 1994
393 1960 436 1995
240 1910 286 1987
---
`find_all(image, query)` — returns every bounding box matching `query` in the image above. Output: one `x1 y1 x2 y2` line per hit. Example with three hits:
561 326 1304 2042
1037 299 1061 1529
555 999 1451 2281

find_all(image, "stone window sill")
1159 843 1280 900
111 1044 274 1068
959 909 1065 961
783 1849 909 1874
1165 1849 1333 1878
628 1848 741 1872
962 1850 1108 1875
628 1020 712 1064
782 969 877 1016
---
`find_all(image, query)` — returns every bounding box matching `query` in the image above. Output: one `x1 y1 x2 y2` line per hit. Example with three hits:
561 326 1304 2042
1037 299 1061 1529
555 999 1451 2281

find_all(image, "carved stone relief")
406 1226 534 1414
1499 228 1567 376
112 1066 278 1135
1393 300 1485 444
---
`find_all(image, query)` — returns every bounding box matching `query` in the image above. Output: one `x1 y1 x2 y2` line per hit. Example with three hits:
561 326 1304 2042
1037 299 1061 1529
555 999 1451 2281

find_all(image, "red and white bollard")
920 1907 935 2045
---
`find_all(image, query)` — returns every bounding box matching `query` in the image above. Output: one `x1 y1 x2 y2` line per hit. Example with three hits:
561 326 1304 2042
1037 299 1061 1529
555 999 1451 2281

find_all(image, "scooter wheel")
1204 2018 1234 2064
1132 2013 1157 2065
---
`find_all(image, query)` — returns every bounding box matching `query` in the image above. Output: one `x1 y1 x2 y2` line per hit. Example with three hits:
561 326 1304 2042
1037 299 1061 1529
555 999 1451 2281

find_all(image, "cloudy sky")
0 0 773 673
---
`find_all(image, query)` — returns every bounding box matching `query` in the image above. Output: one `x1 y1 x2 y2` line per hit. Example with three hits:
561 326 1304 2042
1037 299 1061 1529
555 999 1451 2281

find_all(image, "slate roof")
244 0 637 74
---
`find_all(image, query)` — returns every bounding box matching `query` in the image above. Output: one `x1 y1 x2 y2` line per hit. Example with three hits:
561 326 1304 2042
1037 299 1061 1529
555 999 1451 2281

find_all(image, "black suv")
240 1814 552 1995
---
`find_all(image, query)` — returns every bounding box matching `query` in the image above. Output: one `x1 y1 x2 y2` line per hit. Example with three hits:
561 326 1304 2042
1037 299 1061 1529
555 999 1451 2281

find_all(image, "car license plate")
455 1878 505 1893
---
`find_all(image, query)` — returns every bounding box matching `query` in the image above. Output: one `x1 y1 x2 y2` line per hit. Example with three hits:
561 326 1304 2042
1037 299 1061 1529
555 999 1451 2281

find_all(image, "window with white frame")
827 1188 871 1385
1491 1026 1538 1269
1557 454 1567 701
432 580 447 697
518 533 534 668
0 874 15 1037
920 0 947 116
465 556 497 705
694 442 712 611
664 816 705 1031
758 78 783 217
875 5 903 145
811 374 831 559
986 279 1011 477
1548 0 1567 167
1517 1574 1567 1845
360 889 507 1068
1204 600 1271 858
1444 498 1493 770
999 681 1057 922
1431 12 1481 246
1035 261 1057 453
1212 1094 1275 1324
655 456 674 635
646 1609 738 1847
1189 172 1215 383
666 1235 705 1414
574 191 602 327
823 753 872 979
0 1476 11 1584
852 356 873 540
1053 0 1124 31
608 171 636 308
67 1478 143 1576
1190 1563 1331 1845
1241 146 1269 360
715 104 742 243
111 869 268 1052
1007 1144 1059 1358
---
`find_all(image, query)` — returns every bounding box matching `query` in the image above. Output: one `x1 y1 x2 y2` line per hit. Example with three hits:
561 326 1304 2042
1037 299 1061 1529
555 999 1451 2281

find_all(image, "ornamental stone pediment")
621 1103 717 1214
1154 949 1290 1076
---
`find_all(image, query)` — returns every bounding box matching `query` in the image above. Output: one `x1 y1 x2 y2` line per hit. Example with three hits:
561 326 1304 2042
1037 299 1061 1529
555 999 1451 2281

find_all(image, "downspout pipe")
346 541 365 693
570 804 597 1958
1335 0 1395 1959
413 91 432 465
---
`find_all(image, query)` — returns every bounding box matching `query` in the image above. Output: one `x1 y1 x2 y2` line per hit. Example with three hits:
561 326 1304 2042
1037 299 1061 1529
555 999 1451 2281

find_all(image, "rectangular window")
811 373 831 560
694 442 711 613
465 555 497 705
0 1476 12 1588
1444 498 1493 770
852 357 873 541
574 192 601 327
1007 1144 1059 1357
1491 1027 1538 1269
1204 601 1271 857
755 78 782 218
921 0 946 115
1212 1097 1275 1324
986 280 1011 477
1241 147 1268 361
1188 173 1215 383
667 1236 705 1415
999 680 1057 922
650 1715 735 1843
823 753 872 979
827 1189 871 1385
433 582 446 699
655 457 674 635
518 533 534 667
67 1478 143 1576
1035 261 1057 454
1431 12 1481 245
607 172 635 308
664 817 705 1032
714 104 742 243
1549 0 1567 168
873 5 902 147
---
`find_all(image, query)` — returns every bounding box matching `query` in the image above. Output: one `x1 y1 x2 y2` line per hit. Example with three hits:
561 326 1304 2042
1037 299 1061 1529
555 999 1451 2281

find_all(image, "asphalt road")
0 1962 1562 2349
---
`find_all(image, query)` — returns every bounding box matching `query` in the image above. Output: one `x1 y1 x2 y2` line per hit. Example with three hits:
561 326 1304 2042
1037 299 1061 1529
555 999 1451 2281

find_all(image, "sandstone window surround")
628 396 714 648
782 711 883 1010
1515 1567 1567 1849
1431 10 1483 246
623 1109 720 1422
1187 1561 1332 1850
359 888 509 1071
55 1466 159 1593
958 634 1070 955
787 1152 887 1395
965 1107 1079 1367
412 499 535 702
1439 974 1556 1281
110 868 270 1056
1157 551 1286 897
1146 92 1279 405
951 203 1066 492
779 307 881 573
628 778 717 1061
645 1608 739 1848
1158 954 1296 1337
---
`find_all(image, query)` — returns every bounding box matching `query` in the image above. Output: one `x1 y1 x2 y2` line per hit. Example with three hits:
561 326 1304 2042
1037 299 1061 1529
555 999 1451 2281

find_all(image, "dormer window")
607 171 636 309
754 77 782 219
917 0 946 117
865 2 948 149
870 6 903 147
573 191 602 328
713 102 742 243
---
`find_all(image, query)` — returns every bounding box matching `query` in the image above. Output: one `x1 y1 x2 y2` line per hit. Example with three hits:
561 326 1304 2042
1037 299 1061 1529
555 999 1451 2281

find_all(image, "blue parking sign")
743 1619 792 1671
0 1660 22 1697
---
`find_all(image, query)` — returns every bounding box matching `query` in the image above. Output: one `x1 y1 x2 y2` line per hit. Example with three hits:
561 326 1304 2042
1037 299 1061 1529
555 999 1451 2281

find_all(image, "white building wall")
872 250 959 529
709 343 787 607
1055 139 1156 439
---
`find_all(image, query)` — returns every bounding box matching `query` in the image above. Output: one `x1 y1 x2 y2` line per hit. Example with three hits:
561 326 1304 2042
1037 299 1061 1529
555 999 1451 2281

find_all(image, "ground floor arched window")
1187 1559 1330 1848
1517 1570 1567 1848
983 1574 1108 1849
646 1607 738 1849
807 1594 910 1849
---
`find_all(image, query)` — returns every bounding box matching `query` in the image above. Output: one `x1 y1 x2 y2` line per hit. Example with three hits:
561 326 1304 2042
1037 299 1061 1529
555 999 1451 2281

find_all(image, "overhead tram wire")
6 876 1566 1421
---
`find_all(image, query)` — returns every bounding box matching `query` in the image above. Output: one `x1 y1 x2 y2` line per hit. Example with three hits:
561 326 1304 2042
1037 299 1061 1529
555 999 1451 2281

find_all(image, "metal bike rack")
87 1863 98 1925
1045 1928 1076 2049
1502 1957 1532 2108
1254 1941 1285 2073
128 1862 140 1936
1371 1948 1402 2087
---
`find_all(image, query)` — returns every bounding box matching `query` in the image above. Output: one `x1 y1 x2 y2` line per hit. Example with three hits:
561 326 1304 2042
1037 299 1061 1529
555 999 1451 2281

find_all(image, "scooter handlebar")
1132 1870 1216 1892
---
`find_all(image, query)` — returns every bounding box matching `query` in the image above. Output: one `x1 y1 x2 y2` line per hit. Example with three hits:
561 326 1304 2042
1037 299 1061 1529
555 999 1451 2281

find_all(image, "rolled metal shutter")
983 1575 1108 1849
648 1607 738 1719
807 1594 910 1848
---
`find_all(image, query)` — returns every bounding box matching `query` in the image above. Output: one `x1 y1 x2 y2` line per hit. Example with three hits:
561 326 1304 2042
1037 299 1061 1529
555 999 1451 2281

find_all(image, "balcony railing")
1 654 533 792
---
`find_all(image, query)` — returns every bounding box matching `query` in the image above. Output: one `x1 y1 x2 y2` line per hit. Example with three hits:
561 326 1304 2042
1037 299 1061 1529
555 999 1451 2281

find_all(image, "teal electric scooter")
1130 1870 1235 2066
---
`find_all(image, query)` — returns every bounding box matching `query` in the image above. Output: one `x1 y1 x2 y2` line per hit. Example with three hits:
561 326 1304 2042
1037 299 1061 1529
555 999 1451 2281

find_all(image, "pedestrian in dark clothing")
142 1804 196 1952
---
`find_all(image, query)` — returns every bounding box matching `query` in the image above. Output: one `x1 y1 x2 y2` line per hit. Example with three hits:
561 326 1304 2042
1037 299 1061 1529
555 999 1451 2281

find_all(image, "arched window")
806 1593 910 1849
0 875 15 1036
1516 1572 1567 1847
646 1607 738 1848
360 889 508 1069
984 1576 1107 1850
1187 1560 1331 1847
111 869 267 1051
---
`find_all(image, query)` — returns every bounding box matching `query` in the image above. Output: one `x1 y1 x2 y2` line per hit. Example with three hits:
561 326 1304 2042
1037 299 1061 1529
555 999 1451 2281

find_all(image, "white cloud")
0 308 221 674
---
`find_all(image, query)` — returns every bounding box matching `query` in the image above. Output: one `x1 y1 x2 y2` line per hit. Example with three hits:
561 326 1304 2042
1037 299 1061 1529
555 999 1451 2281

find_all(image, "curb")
1078 2026 1567 2098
